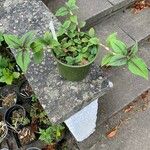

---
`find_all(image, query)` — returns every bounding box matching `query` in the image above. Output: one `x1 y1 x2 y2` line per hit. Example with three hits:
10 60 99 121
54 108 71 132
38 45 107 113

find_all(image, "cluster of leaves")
30 96 65 145
11 109 30 129
0 56 20 85
101 33 148 79
30 96 51 125
39 124 65 144
4 32 36 73
36 0 99 66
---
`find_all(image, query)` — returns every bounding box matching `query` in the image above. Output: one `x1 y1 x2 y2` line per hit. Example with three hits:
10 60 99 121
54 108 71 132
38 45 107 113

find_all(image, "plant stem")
99 43 116 55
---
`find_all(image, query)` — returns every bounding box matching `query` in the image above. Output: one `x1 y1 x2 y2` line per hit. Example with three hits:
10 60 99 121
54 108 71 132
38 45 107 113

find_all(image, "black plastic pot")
4 104 26 130
0 82 6 87
16 80 33 104
4 105 26 148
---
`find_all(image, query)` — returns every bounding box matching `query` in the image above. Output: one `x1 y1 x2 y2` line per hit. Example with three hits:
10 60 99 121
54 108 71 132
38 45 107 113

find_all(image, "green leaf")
130 42 138 56
75 54 83 63
65 56 74 65
106 32 117 45
90 46 98 55
4 34 21 49
70 15 78 25
66 0 78 10
62 20 71 29
82 47 88 53
31 40 43 53
33 50 44 64
101 53 114 66
89 28 95 37
69 23 77 32
108 55 127 66
79 21 86 28
128 57 148 80
13 72 20 78
55 7 68 16
89 38 99 45
109 40 127 55
21 31 35 48
16 50 31 72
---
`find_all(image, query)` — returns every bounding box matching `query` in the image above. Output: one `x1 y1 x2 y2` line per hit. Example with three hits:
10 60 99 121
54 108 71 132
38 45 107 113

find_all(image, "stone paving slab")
114 9 150 42
43 0 136 28
108 0 135 5
0 0 111 124
90 90 150 150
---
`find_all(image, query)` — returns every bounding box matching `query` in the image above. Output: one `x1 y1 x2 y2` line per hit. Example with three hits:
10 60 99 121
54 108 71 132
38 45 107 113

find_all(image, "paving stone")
108 0 135 5
0 0 111 124
42 0 136 27
90 90 150 150
43 0 113 26
114 8 150 42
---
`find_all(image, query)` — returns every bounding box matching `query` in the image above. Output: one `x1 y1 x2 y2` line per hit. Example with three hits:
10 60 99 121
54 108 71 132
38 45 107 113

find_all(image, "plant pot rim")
52 49 99 68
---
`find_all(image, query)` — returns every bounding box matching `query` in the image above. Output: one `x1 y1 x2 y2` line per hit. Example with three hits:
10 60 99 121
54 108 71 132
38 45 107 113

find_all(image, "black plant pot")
4 105 26 148
4 104 26 130
16 80 33 104
0 82 6 87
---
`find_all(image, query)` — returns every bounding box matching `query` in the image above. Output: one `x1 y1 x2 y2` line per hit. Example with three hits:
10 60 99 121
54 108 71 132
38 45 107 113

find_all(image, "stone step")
77 7 150 149
42 0 136 28
89 90 150 150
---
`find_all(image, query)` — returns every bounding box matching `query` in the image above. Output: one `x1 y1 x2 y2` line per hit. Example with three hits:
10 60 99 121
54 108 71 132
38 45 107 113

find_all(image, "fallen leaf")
124 105 134 113
106 128 117 139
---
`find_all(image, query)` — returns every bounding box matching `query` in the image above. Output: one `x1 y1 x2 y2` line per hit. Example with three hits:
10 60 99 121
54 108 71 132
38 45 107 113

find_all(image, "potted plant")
4 105 35 146
0 92 17 109
16 80 33 103
30 0 100 81
0 121 8 143
39 124 65 150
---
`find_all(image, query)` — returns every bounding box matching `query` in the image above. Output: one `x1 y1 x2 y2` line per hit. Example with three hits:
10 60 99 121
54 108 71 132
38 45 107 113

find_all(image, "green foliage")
39 124 65 144
0 56 20 85
4 32 36 73
30 100 51 125
101 33 148 79
42 0 99 66
11 109 30 129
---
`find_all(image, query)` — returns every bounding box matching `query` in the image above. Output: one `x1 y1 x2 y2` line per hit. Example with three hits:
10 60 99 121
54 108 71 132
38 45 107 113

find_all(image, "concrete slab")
0 0 111 124
43 0 113 26
108 0 135 5
90 90 150 150
42 0 137 28
114 9 150 42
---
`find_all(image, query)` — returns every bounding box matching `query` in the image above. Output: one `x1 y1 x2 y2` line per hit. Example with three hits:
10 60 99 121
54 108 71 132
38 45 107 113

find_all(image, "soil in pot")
42 144 56 150
1 92 16 109
18 126 36 146
17 80 33 103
